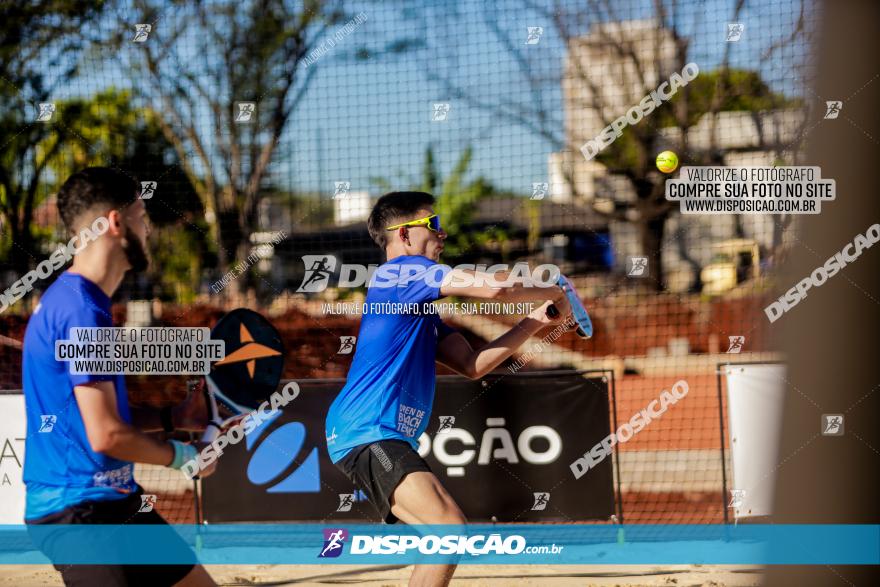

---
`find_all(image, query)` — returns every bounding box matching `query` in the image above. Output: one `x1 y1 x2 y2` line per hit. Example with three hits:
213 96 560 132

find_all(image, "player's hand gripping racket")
201 308 285 443
546 274 594 339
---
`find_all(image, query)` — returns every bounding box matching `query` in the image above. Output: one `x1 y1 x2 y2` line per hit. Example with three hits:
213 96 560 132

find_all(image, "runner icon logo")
319 528 348 558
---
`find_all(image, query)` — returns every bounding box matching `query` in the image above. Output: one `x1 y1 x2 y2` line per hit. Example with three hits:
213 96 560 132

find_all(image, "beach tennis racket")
547 274 594 339
201 308 285 442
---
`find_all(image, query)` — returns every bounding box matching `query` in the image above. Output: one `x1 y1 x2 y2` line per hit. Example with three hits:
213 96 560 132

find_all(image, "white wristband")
168 440 197 470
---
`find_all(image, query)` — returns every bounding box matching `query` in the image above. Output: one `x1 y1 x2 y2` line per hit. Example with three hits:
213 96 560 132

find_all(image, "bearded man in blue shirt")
23 167 217 587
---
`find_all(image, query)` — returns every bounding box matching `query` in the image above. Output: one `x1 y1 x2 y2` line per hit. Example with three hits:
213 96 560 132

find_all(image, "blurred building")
470 197 612 275
551 19 806 292
333 191 373 226
273 222 381 294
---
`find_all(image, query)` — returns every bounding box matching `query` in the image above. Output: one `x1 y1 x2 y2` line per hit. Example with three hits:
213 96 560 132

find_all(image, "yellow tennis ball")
656 151 679 173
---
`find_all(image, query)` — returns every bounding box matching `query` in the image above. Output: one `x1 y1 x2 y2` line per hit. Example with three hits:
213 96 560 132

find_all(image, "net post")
716 363 730 525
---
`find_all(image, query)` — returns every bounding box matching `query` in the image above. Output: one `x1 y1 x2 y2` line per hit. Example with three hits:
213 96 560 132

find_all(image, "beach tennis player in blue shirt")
325 191 572 586
22 168 217 586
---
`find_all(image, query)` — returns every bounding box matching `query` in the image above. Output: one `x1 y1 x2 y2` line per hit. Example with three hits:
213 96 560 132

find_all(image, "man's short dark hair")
57 167 139 232
367 191 435 248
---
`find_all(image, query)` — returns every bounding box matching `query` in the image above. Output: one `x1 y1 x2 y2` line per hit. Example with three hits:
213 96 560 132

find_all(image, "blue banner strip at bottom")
0 524 877 565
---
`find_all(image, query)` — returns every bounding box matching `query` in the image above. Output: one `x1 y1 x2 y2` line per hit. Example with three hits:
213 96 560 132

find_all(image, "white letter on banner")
517 426 562 464
351 536 372 554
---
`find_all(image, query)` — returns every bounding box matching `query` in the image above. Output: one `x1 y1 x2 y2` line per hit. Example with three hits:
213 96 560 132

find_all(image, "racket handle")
546 304 560 318
201 423 221 443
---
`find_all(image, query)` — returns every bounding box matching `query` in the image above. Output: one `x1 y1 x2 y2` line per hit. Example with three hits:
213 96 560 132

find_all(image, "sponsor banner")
202 372 615 522
3 524 879 565
725 364 786 518
0 394 26 524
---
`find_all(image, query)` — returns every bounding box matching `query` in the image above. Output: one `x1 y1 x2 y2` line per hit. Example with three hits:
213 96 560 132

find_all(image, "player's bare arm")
439 266 564 302
75 381 216 476
436 298 572 379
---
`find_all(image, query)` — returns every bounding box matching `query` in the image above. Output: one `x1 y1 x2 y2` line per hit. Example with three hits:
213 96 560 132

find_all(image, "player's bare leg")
390 471 466 587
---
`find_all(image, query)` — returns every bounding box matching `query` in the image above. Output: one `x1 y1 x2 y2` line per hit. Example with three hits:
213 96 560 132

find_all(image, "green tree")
427 1 809 290
600 69 802 171
432 147 502 259
373 145 505 261
0 0 106 272
40 89 205 302
114 0 351 293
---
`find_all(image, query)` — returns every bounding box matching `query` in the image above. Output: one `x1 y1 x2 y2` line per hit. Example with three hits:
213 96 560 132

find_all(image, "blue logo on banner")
9 524 880 565
245 412 320 492
318 528 348 558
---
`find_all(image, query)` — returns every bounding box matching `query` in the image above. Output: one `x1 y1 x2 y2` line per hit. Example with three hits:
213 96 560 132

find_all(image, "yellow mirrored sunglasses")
385 213 442 232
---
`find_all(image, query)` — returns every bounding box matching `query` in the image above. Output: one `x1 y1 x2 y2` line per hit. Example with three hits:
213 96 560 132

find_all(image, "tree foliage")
0 0 106 270
422 0 810 290
600 68 803 173
117 0 348 290
374 145 505 261
38 88 205 302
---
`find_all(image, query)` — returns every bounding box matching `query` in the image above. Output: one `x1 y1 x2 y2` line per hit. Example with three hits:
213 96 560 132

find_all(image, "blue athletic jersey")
325 255 456 462
22 272 137 520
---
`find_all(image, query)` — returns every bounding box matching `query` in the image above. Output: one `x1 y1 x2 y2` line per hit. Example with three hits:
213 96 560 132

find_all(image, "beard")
122 230 150 273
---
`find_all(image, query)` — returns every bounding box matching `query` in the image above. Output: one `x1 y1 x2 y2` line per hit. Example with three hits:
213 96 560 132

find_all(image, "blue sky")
66 0 814 196
285 0 813 194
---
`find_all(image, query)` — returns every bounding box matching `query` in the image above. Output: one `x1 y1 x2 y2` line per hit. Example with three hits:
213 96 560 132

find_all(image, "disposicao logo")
319 528 348 558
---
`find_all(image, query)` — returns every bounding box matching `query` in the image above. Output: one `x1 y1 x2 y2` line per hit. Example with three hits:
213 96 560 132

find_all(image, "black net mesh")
0 0 817 525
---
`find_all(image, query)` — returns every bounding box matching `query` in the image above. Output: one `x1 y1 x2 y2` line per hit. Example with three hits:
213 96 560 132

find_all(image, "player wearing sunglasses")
385 212 443 233
325 191 571 587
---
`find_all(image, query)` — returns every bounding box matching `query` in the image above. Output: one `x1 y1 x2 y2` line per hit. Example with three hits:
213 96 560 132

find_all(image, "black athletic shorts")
25 488 195 587
335 439 433 523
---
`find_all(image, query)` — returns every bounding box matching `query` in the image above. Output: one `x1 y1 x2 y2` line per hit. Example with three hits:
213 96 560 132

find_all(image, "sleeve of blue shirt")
396 258 458 340
398 258 452 304
65 306 117 387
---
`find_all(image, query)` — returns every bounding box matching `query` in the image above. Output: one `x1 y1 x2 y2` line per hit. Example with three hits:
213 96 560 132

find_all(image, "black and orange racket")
201 308 285 442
